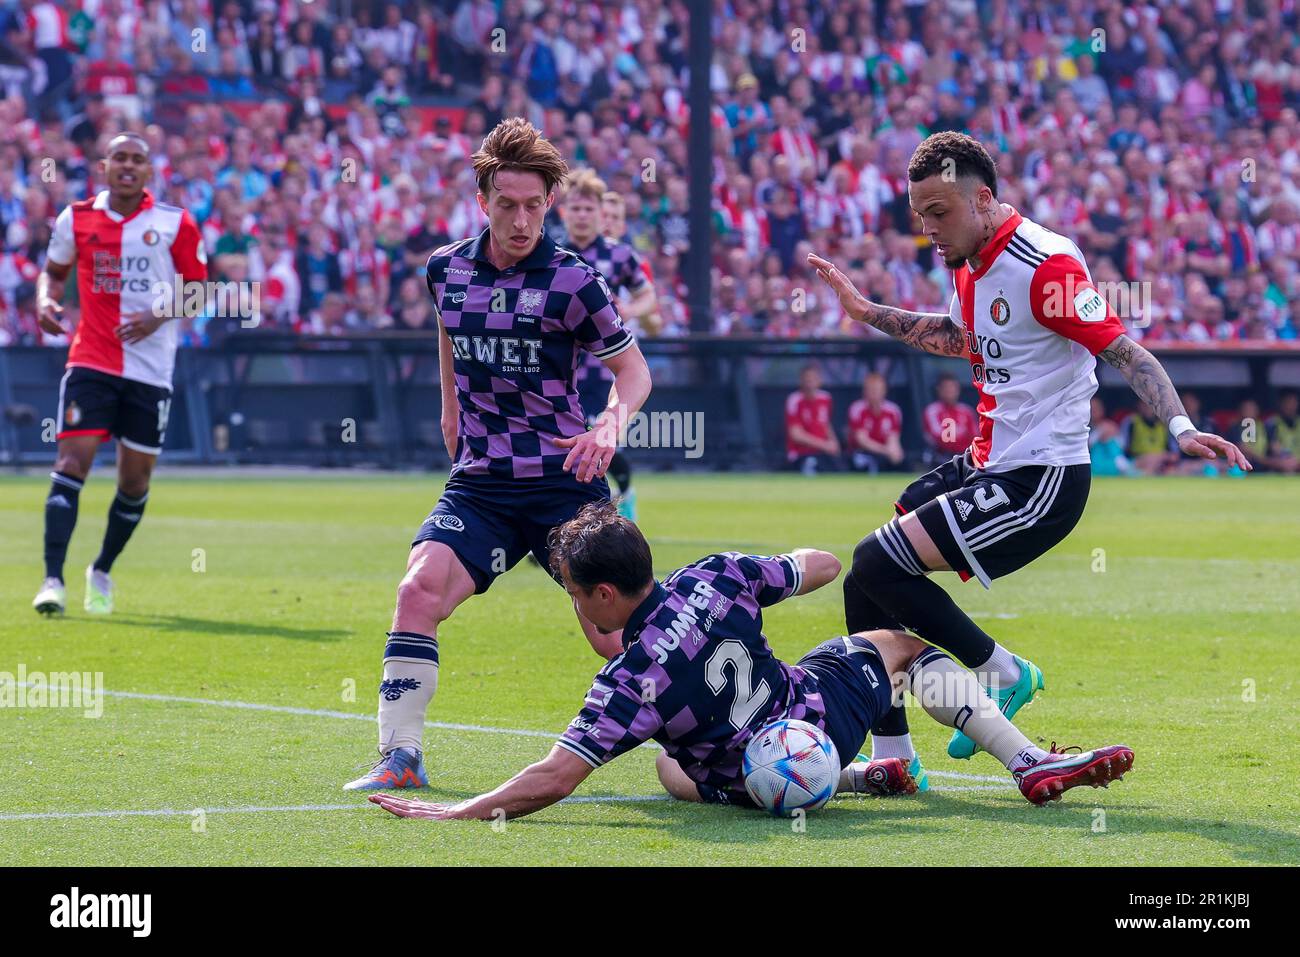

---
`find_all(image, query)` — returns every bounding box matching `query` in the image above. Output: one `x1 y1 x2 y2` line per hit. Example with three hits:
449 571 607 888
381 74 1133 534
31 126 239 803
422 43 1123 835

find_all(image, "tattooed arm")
807 253 967 356
1098 334 1252 470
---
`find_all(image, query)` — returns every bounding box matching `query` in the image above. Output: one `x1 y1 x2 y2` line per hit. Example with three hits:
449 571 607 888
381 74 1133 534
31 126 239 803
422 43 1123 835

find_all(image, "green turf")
1 471 1297 866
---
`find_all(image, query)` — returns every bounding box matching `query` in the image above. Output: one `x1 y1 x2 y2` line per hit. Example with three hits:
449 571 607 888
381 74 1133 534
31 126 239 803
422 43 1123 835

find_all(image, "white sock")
870 733 916 762
907 648 1032 770
1009 745 1051 773
973 643 1021 690
377 631 439 754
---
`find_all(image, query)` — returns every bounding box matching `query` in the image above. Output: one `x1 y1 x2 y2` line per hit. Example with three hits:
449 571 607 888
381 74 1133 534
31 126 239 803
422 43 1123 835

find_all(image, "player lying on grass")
808 131 1248 782
368 502 1133 821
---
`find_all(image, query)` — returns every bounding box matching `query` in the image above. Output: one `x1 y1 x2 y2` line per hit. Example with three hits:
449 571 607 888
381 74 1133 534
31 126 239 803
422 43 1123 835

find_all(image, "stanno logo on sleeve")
990 294 1011 326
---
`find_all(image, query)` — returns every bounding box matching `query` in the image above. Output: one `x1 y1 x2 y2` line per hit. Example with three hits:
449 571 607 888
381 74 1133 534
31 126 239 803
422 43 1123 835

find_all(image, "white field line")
2 684 1014 822
17 684 1013 783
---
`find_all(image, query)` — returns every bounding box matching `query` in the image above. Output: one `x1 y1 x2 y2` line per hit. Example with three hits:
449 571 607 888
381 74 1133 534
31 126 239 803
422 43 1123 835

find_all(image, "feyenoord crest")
142 228 160 246
518 289 544 315
65 401 81 427
990 293 1011 326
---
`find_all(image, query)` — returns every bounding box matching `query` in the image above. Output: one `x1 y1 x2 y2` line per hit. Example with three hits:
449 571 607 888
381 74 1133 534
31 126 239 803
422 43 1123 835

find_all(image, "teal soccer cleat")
947 655 1044 760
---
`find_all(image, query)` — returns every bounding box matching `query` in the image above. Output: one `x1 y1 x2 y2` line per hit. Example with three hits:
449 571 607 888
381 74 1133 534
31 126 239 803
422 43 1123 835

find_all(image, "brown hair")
471 117 569 198
548 501 653 596
564 168 607 203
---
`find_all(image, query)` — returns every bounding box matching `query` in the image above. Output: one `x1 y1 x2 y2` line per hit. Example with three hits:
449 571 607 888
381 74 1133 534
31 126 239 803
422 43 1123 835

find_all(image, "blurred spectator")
922 373 978 465
1120 399 1177 475
846 371 904 473
1088 397 1134 476
1265 391 1300 471
785 363 840 474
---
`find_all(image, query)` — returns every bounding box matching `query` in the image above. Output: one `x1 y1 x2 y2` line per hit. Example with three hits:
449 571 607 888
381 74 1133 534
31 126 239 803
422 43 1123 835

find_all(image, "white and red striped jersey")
47 190 207 389
948 206 1127 471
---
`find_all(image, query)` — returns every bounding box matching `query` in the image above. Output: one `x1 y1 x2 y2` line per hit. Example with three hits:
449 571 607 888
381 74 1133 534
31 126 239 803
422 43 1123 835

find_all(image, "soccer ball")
743 718 840 816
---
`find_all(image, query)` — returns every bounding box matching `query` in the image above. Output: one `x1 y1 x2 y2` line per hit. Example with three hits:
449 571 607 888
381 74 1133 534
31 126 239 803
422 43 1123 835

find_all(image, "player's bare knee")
857 629 926 678
395 565 453 624
118 478 150 499
53 452 90 480
655 751 701 802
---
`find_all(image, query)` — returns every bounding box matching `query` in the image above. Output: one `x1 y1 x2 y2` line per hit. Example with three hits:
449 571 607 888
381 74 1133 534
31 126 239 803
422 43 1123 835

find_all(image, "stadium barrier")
2 338 1298 470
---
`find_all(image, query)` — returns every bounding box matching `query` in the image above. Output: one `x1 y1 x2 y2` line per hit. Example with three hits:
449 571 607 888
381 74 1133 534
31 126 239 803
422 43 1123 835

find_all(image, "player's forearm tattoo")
1098 335 1187 423
861 303 968 357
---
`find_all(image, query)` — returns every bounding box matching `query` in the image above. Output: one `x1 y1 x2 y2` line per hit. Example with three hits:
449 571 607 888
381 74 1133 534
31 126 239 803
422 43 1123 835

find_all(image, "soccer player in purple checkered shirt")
557 168 660 522
345 119 652 792
368 503 1133 819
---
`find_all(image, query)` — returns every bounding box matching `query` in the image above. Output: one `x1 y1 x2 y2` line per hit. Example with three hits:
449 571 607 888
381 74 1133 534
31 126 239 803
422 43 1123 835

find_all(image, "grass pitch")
1 470 1297 866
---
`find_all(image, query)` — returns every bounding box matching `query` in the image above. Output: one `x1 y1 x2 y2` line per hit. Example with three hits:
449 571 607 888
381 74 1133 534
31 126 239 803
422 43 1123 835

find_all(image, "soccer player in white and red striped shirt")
32 133 207 617
811 132 1247 794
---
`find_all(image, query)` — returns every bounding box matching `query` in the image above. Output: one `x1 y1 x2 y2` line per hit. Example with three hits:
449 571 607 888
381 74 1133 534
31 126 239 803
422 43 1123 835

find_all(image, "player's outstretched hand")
37 297 67 336
368 793 457 820
807 253 869 323
1176 429 1253 471
555 421 617 483
117 311 167 344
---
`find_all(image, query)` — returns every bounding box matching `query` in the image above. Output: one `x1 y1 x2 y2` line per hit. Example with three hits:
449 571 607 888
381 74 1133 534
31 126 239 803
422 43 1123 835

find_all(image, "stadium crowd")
0 0 1299 349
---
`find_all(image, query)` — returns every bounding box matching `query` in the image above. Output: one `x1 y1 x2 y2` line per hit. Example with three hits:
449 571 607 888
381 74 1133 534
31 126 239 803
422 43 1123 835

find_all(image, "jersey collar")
465 226 558 273
966 204 1023 281
93 189 155 223
623 581 669 648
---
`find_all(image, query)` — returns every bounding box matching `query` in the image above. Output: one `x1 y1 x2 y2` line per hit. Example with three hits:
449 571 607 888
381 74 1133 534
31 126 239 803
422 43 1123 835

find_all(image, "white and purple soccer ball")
743 718 840 816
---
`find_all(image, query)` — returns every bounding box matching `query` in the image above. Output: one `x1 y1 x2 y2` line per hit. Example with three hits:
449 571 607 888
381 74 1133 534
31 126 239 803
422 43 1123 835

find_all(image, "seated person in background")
1230 398 1275 472
921 373 977 467
1265 391 1300 474
847 372 904 473
1088 397 1133 476
1171 391 1220 475
785 363 841 474
1120 399 1177 475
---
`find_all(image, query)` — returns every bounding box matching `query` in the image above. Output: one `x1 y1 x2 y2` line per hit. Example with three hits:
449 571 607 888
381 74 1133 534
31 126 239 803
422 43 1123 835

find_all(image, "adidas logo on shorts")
955 500 974 521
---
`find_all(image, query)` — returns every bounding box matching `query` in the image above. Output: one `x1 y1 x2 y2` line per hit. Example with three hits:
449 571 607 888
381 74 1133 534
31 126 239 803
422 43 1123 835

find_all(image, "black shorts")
57 366 172 455
894 452 1090 588
412 474 611 594
796 635 894 768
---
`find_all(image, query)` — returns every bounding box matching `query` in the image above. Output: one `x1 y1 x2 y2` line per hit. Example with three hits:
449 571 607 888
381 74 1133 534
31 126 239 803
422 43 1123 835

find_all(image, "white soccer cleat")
33 578 67 616
84 565 114 615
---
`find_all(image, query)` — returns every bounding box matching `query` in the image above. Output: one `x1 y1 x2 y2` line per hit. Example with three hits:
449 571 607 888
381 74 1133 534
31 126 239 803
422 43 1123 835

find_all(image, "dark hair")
908 132 998 198
547 501 653 597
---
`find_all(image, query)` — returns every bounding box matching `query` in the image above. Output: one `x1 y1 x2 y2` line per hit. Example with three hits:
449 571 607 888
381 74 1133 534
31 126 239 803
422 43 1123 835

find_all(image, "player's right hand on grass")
808 253 870 323
37 297 67 335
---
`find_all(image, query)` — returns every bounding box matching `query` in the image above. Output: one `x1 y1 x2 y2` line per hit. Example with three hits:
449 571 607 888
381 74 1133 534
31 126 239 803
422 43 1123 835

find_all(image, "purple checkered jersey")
427 227 635 480
571 235 649 389
557 552 836 801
